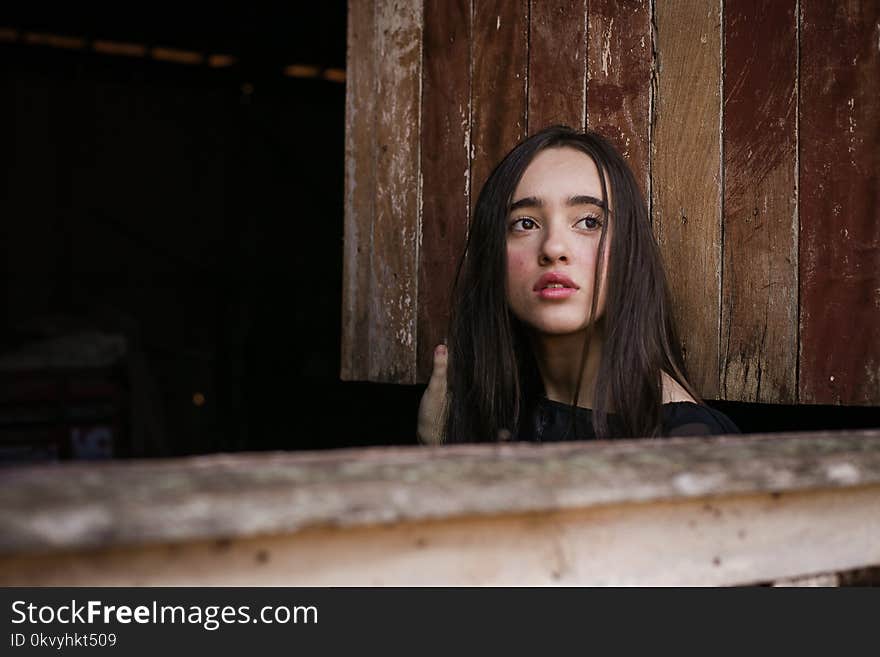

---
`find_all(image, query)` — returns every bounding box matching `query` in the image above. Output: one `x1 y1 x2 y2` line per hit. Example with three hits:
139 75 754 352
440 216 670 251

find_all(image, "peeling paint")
866 360 879 391
395 327 414 348
601 18 614 77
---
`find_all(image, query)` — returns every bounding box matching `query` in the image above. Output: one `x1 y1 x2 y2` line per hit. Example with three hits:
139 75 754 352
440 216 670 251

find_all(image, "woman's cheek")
505 251 528 309
506 253 528 289
506 251 528 276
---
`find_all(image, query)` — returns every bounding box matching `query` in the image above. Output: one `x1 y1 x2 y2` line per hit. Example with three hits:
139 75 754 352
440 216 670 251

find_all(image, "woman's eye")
511 217 538 231
576 215 602 230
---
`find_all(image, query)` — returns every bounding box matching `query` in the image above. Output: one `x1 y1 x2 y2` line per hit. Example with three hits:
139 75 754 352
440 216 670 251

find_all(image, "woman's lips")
536 286 577 300
533 272 579 299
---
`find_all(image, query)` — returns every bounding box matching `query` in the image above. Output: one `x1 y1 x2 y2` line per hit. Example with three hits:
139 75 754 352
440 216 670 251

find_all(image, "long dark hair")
444 125 700 442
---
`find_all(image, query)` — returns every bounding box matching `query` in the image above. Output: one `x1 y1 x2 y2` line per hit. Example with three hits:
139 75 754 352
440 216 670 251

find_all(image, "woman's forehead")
514 147 603 201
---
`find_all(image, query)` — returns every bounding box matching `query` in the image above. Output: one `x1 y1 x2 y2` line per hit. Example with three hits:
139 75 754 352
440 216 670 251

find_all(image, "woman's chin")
525 319 593 337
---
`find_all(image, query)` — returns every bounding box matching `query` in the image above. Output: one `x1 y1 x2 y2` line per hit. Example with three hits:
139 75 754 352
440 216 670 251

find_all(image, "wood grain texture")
651 0 722 398
799 1 880 405
417 0 471 382
527 0 587 133
4 430 880 554
586 0 651 196
721 0 798 404
470 0 529 213
4 432 880 586
341 0 377 381
4 485 879 586
369 0 423 382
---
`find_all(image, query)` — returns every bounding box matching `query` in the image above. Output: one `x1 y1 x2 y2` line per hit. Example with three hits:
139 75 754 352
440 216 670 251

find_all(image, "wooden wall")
341 0 879 407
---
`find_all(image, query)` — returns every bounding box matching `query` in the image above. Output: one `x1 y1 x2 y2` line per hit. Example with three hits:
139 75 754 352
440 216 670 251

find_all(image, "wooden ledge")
2 430 879 557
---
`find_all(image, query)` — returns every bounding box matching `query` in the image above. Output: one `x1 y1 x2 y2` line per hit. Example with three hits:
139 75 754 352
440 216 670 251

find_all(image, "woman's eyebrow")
567 195 605 208
509 196 542 211
509 194 606 212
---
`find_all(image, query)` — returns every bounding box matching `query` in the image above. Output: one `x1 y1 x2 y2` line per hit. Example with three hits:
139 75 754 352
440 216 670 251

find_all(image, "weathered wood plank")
3 485 879 586
799 1 880 405
527 0 587 133
3 430 879 555
417 0 471 382
720 0 798 404
470 0 529 213
651 0 722 398
369 0 424 383
341 0 377 381
2 432 880 586
586 0 651 196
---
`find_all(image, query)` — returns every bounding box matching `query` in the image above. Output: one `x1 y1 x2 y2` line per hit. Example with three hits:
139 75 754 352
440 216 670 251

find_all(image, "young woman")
417 126 739 444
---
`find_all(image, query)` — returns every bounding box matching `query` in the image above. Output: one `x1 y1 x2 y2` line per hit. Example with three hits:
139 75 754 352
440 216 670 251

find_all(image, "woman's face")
505 146 611 337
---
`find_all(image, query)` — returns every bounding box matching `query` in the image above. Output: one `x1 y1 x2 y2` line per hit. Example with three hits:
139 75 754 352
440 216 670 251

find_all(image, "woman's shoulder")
659 372 740 435
661 372 696 403
661 401 740 436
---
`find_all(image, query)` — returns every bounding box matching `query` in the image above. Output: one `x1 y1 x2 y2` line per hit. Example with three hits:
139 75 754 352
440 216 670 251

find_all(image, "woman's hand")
417 344 448 444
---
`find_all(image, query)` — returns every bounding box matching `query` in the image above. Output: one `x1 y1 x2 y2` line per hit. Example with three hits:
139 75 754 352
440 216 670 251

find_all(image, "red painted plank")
528 0 587 133
470 0 529 212
417 0 472 382
721 0 798 403
799 1 880 405
586 0 651 196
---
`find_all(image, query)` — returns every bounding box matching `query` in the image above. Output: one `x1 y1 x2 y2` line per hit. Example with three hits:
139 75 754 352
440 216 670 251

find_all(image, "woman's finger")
429 344 448 386
418 344 450 444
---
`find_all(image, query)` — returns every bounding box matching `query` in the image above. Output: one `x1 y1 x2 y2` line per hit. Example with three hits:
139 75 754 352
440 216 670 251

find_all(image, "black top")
518 397 740 442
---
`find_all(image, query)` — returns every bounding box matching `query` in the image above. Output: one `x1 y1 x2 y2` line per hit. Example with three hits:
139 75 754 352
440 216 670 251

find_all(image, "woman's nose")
538 226 569 264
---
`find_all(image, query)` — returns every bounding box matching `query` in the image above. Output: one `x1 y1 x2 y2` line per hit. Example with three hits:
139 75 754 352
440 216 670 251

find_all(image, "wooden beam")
3 484 877 586
2 431 879 585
